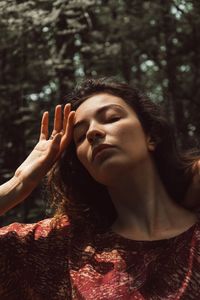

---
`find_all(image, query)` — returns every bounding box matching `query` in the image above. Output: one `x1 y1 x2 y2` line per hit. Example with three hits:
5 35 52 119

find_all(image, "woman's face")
73 93 154 185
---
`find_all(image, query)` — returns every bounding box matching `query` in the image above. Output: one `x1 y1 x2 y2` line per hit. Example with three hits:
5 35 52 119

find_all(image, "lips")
92 144 114 161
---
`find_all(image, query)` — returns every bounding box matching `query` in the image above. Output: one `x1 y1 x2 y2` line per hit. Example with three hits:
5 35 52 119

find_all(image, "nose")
86 123 105 145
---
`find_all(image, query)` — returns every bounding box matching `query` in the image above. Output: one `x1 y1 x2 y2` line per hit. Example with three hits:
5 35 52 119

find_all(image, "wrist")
14 168 41 191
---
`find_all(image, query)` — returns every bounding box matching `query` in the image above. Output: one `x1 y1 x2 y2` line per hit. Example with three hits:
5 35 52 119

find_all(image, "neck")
108 158 197 240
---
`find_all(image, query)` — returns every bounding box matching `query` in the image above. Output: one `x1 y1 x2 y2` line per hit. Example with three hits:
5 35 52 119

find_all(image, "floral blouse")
0 216 200 300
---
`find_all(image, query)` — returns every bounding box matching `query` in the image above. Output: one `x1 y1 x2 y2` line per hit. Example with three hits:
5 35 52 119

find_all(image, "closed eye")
107 116 121 122
75 116 121 144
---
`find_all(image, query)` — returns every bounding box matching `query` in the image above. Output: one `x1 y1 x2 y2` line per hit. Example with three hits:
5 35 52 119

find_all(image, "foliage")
0 0 199 225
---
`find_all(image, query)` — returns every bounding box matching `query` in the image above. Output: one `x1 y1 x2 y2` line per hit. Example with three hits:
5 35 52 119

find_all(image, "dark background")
0 0 200 226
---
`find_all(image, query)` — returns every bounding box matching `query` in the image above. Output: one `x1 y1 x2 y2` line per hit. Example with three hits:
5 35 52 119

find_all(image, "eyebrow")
73 104 125 131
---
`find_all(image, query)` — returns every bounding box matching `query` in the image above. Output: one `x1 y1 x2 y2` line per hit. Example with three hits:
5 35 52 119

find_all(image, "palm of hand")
15 104 75 187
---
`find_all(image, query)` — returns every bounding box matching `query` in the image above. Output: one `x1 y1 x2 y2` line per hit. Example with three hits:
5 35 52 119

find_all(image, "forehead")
74 93 135 119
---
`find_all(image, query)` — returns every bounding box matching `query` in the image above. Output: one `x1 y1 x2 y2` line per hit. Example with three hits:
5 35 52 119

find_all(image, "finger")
47 133 62 161
63 103 71 134
50 133 62 147
52 105 62 135
40 112 49 140
65 110 76 139
60 111 76 153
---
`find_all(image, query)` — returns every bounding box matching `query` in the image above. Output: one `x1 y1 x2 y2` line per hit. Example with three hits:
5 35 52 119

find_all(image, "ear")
146 135 156 151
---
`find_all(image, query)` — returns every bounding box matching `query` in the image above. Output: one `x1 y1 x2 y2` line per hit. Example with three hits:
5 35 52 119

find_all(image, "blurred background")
0 0 200 226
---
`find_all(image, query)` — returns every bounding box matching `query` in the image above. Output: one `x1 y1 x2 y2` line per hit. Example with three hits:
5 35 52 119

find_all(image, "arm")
0 104 75 216
0 176 33 215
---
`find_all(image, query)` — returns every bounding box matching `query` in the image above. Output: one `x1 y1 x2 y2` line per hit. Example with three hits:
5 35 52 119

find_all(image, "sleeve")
0 219 54 299
0 217 72 300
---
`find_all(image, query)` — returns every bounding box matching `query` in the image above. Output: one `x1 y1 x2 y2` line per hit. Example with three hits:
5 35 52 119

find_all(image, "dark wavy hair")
48 78 199 232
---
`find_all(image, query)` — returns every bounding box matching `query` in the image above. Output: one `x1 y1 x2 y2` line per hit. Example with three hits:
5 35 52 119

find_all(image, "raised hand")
14 104 75 188
0 104 75 215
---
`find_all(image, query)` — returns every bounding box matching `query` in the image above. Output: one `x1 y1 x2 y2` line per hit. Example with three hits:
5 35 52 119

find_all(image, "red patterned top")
0 216 200 300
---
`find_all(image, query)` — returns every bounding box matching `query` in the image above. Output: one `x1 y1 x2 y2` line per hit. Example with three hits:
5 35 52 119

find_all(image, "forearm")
0 176 33 216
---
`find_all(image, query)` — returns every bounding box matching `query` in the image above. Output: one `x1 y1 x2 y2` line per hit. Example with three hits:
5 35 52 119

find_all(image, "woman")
0 78 200 299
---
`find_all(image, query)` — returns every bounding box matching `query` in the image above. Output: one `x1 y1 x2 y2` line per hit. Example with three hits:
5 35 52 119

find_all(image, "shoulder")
0 216 72 270
0 216 72 298
0 215 71 241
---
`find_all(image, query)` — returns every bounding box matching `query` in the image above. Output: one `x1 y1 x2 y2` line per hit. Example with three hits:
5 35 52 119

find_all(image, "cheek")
115 122 148 153
76 144 89 168
114 120 142 140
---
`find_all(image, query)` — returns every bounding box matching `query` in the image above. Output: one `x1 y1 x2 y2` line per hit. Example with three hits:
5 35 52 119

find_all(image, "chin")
91 165 128 186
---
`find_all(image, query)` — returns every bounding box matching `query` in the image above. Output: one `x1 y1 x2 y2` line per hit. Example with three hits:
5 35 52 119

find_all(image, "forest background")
0 0 200 226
